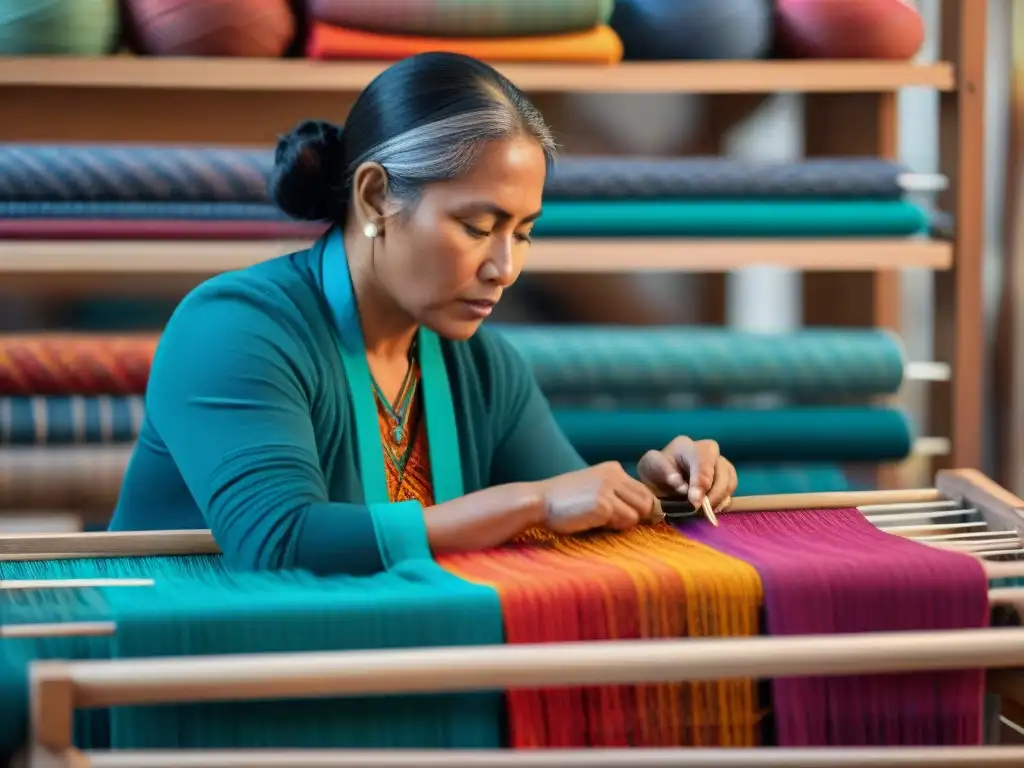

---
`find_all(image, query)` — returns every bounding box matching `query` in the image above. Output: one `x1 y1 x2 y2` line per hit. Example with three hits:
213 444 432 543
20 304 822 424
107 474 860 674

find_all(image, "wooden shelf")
0 57 956 94
0 239 953 277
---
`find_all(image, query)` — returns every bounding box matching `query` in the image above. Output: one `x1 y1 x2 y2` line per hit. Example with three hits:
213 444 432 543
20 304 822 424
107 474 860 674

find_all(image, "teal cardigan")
109 230 586 575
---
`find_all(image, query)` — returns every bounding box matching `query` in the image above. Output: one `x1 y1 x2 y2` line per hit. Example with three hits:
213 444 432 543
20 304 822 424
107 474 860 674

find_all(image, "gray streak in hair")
348 99 556 208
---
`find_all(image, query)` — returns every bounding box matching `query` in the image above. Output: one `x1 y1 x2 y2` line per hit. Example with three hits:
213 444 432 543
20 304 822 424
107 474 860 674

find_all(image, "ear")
350 161 390 228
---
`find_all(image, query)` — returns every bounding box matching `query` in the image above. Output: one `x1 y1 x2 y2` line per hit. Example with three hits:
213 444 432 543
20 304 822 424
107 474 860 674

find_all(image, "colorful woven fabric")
0 336 155 396
441 527 764 748
685 509 990 746
307 21 624 64
0 508 994 751
376 374 434 508
0 327 910 399
0 396 143 445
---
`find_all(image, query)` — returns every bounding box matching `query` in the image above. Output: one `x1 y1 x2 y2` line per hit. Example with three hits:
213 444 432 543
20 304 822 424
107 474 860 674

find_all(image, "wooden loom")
5 468 1024 768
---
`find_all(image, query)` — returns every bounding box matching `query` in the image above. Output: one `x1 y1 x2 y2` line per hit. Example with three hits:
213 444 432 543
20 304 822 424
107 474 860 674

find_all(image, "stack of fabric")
501 324 912 491
0 325 915 519
305 0 624 63
0 145 320 242
0 336 154 515
0 145 930 242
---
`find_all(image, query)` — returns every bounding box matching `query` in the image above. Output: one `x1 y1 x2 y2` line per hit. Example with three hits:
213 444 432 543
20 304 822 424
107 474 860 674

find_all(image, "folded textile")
555 407 914 463
306 21 624 63
0 201 288 221
0 200 928 237
543 157 908 200
0 220 326 240
308 0 614 38
529 200 928 237
0 145 271 203
0 146 909 204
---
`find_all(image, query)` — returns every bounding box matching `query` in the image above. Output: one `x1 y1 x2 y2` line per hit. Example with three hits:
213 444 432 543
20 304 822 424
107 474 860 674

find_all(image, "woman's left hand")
637 436 737 514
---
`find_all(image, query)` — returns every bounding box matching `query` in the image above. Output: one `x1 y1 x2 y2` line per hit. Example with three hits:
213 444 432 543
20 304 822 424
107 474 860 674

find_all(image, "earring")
363 221 379 239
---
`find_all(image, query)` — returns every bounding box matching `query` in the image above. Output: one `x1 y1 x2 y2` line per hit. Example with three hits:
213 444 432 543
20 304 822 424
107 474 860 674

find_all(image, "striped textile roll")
0 199 930 237
0 145 910 203
0 335 155 396
0 396 143 445
0 396 912 463
541 156 909 200
0 328 906 399
0 445 131 510
555 407 914 463
497 325 906 398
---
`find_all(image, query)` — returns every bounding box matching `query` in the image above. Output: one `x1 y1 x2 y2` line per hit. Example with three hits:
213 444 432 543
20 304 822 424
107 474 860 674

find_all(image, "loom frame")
4 468 1024 767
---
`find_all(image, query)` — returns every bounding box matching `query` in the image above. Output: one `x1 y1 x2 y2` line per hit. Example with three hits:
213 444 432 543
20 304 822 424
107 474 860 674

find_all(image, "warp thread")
0 509 995 751
685 508 990 746
441 526 764 748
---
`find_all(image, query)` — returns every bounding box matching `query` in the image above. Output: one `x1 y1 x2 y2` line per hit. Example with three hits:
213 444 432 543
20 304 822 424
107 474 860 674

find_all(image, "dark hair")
268 52 556 223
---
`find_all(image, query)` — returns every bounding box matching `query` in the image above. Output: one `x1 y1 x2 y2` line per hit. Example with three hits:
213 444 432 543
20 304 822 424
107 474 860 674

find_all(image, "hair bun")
268 120 346 222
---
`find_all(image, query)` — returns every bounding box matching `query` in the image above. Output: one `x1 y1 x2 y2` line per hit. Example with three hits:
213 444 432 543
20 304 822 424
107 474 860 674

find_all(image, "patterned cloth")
376 371 434 507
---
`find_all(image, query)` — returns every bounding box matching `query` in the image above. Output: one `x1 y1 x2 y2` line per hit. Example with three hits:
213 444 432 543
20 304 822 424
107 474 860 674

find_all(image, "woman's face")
377 136 547 340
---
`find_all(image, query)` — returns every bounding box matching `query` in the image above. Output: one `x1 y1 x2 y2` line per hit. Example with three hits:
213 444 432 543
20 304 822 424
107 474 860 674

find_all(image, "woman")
109 52 738 575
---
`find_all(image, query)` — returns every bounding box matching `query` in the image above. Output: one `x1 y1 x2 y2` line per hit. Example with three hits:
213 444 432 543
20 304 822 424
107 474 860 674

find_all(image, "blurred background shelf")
0 239 954 284
0 57 957 94
0 0 994 528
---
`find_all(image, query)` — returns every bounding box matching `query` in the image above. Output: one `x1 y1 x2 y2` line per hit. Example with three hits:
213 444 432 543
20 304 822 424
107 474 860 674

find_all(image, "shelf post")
802 89 903 489
934 0 987 473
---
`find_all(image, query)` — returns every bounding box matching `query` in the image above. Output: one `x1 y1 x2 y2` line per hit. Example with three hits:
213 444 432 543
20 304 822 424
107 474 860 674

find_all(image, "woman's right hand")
537 462 662 535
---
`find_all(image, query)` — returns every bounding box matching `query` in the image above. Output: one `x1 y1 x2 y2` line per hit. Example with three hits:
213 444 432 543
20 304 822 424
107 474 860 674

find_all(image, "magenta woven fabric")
683 507 990 747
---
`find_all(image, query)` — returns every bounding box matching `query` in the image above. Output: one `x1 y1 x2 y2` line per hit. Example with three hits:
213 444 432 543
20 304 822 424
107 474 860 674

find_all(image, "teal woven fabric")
0 586 114 752
531 200 928 237
0 558 504 751
555 407 914 463
622 462 850 495
495 326 905 398
105 564 503 749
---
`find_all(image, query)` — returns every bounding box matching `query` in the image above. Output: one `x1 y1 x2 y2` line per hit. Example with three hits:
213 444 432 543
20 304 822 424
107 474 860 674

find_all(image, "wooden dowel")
80 746 1024 768
0 622 115 639
985 561 1024 580
726 488 944 513
987 588 1024 605
898 172 950 193
0 489 950 561
876 524 987 536
31 627 1024 709
0 579 154 590
0 529 219 558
